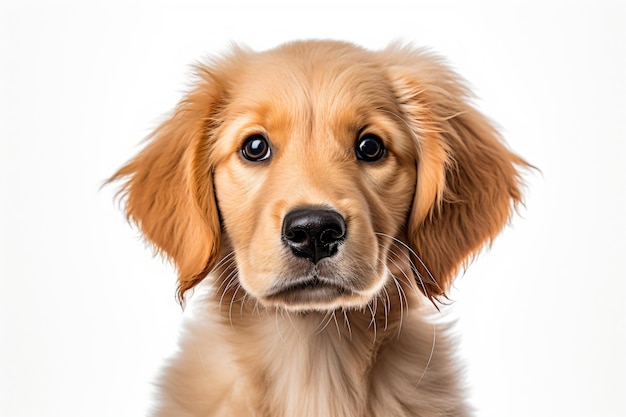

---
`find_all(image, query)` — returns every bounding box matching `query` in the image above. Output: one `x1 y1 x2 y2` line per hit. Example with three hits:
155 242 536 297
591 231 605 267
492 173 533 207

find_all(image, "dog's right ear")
108 64 229 303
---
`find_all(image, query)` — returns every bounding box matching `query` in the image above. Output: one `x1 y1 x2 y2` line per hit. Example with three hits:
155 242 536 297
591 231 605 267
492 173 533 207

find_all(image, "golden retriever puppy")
110 40 528 417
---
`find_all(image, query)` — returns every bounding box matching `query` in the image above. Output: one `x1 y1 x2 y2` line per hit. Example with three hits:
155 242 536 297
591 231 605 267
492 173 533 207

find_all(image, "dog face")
211 47 417 310
111 41 526 311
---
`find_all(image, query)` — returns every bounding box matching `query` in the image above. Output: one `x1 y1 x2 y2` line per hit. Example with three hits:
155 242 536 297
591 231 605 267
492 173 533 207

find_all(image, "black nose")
282 207 347 264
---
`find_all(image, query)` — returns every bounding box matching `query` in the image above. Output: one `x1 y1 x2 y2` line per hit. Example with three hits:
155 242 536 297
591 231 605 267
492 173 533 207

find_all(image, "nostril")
282 207 347 263
285 228 309 244
319 225 345 245
320 229 343 245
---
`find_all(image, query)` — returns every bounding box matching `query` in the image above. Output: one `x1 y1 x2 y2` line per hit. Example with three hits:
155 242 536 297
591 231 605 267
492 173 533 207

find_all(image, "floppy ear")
109 67 225 303
383 45 528 300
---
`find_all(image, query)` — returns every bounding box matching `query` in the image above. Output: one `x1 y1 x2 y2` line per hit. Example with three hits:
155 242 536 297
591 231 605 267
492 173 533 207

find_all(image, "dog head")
110 41 527 311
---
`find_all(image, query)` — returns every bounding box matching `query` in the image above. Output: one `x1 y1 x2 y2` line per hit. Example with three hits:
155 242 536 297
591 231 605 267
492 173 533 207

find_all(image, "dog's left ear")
382 45 529 300
108 66 227 303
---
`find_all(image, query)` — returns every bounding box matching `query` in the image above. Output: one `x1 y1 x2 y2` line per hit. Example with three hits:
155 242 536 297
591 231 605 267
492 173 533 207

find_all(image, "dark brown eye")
242 134 271 162
356 134 385 162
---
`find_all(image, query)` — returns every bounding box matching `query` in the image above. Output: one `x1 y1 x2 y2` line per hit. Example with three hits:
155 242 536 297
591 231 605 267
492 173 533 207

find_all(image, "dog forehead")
225 46 397 128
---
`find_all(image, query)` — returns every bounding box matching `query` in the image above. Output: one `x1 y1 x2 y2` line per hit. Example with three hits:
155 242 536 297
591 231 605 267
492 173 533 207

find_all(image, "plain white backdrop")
1 1 624 416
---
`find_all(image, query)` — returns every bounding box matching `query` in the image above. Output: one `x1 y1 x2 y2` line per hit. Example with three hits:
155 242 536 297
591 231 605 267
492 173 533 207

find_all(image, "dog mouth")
264 275 352 306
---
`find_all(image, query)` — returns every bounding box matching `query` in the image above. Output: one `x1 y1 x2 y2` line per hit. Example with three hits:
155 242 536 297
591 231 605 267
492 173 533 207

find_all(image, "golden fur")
110 40 528 417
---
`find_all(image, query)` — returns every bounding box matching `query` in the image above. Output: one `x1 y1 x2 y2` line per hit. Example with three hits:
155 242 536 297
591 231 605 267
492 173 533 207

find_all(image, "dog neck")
171 274 458 417
212 283 413 417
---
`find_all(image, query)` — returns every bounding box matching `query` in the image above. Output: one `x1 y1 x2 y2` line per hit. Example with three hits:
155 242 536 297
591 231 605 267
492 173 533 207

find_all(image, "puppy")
110 40 528 417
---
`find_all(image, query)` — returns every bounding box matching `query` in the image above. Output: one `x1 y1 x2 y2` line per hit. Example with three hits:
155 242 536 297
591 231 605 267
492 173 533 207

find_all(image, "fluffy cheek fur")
213 129 416 310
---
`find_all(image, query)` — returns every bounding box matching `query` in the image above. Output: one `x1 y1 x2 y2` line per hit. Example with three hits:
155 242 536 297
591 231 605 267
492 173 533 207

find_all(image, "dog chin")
262 295 373 313
259 274 385 312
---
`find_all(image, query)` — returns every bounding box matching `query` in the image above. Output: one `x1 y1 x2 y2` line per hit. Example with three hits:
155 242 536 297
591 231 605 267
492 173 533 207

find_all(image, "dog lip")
266 276 350 298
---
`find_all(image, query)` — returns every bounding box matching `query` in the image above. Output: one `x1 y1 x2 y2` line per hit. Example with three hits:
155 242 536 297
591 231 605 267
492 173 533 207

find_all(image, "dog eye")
241 134 271 162
356 134 386 162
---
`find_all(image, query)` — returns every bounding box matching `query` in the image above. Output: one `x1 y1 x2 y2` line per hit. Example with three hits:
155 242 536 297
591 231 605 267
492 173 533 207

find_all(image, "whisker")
375 232 442 294
342 308 353 341
218 270 239 311
366 300 377 342
370 293 378 318
212 250 237 272
214 255 239 294
313 311 329 333
228 282 242 328
332 311 342 340
284 310 301 337
193 330 209 372
274 308 287 344
380 285 391 331
315 311 335 335
239 292 248 318
415 322 437 389
386 244 425 298
213 251 237 274
252 299 261 316
390 273 408 339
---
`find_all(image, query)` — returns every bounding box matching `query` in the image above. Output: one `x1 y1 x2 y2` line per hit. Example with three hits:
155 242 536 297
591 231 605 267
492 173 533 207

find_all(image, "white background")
1 1 625 416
